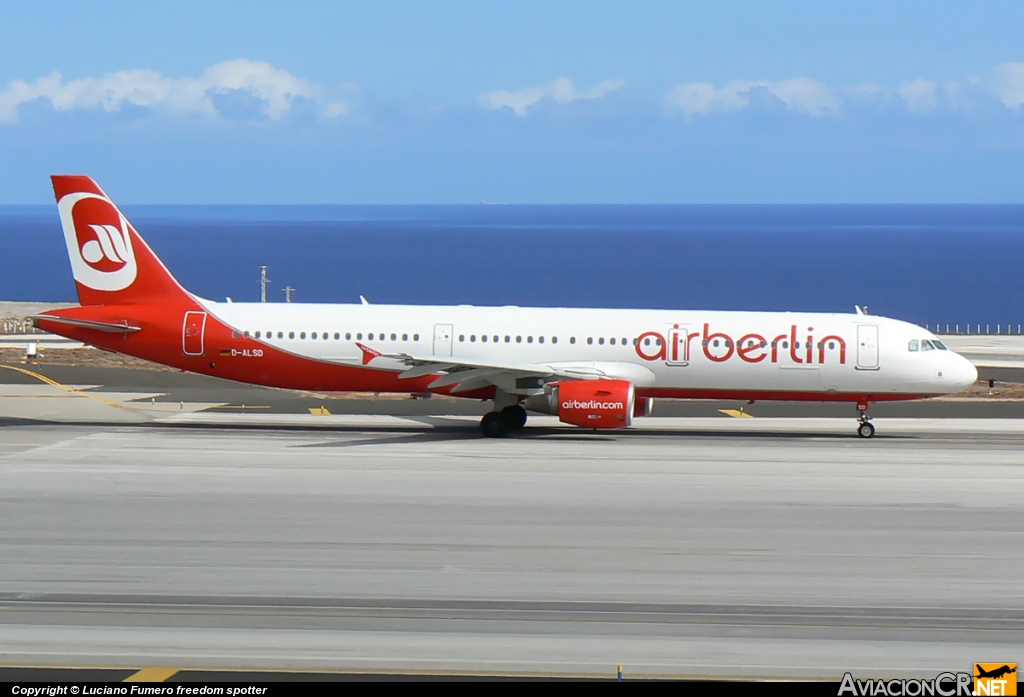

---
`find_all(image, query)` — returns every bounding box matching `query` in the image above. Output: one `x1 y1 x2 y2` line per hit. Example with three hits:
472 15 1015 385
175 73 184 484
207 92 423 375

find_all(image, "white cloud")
666 77 840 117
0 59 349 124
990 62 1024 111
898 79 939 112
479 76 624 116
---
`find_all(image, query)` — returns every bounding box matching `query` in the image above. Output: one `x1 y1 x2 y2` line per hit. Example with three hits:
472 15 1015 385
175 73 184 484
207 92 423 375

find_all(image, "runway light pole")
282 286 296 303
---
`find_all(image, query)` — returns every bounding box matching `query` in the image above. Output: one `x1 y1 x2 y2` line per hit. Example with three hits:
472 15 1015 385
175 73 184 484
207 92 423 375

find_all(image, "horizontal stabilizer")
33 315 141 333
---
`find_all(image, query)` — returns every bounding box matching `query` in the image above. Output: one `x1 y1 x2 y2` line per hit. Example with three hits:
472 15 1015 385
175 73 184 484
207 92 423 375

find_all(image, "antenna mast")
259 266 271 303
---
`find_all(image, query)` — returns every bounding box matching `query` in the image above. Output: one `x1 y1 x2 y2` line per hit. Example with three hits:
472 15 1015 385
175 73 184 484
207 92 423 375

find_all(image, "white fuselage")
200 301 979 398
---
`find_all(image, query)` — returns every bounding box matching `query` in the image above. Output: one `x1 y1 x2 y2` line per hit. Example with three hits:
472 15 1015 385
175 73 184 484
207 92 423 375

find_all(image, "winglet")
359 295 370 305
355 342 381 366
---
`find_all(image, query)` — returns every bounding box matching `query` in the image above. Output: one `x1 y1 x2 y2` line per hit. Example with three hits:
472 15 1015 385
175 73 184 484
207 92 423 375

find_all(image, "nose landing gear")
856 400 875 438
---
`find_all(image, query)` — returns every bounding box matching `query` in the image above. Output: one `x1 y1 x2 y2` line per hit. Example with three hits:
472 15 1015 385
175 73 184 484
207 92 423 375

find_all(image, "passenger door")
856 325 879 370
433 323 453 357
182 311 207 356
666 326 690 366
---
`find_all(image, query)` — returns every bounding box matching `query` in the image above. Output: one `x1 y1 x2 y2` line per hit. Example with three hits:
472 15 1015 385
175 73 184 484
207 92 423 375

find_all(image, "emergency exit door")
856 325 879 370
433 323 453 357
183 311 207 356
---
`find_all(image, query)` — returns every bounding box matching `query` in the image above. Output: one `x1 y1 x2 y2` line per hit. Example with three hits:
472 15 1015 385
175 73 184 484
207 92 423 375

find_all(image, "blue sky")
1 1 1023 203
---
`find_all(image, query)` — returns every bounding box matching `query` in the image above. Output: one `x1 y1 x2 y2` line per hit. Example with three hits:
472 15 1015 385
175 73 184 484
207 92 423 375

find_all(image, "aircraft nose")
948 353 978 392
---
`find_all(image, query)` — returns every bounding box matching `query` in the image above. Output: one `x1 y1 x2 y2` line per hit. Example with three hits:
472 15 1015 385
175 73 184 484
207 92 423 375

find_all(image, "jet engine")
524 379 635 429
633 396 654 418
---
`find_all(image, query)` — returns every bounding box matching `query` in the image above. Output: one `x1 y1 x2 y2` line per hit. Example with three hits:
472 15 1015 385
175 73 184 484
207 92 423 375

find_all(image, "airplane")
34 175 978 438
975 665 1017 680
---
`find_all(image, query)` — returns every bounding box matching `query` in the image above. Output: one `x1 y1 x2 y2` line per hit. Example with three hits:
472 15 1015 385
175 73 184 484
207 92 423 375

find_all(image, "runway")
0 366 1023 679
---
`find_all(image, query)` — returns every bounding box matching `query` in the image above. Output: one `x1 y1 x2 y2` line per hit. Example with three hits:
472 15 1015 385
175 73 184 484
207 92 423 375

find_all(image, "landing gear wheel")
857 422 875 439
501 405 528 431
480 411 507 438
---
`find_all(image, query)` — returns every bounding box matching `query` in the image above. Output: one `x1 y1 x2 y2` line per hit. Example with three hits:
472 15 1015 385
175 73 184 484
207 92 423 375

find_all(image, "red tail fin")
52 175 190 306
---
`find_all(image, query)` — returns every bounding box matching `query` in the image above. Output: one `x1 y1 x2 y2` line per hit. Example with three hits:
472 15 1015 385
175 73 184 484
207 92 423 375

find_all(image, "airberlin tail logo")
57 191 137 291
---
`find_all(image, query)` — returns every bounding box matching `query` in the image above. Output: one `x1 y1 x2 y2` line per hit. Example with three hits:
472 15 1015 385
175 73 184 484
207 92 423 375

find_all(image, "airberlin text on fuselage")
635 323 847 365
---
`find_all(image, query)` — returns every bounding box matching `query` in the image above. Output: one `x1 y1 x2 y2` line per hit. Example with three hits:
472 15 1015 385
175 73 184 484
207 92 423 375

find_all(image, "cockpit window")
908 340 919 352
921 340 935 351
932 340 948 350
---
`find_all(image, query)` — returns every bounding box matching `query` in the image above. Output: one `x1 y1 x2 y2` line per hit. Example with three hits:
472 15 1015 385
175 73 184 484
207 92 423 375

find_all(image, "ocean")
1 204 1022 329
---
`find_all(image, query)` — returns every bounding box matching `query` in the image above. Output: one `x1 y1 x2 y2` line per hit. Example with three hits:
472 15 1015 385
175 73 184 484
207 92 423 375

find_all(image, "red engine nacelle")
556 379 635 429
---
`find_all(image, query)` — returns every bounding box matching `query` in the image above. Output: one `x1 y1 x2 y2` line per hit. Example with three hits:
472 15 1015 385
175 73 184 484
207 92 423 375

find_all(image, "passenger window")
621 338 627 345
655 339 662 346
570 337 576 344
324 333 329 340
300 332 306 339
470 335 476 342
921 340 935 351
505 336 510 343
712 340 719 347
402 333 408 341
334 333 340 340
277 332 283 339
538 336 544 344
414 334 420 341
516 336 522 343
356 333 363 340
311 332 317 340
231 331 239 339
599 338 605 345
459 335 465 342
368 333 374 340
610 338 616 345
289 332 295 339
527 336 533 343
587 338 593 345
493 335 498 343
829 342 835 349
908 340 919 352
552 337 557 344
254 331 261 339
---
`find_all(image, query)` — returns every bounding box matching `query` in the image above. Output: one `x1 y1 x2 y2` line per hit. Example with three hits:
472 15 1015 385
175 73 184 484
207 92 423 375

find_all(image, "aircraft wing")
366 349 655 393
387 353 560 393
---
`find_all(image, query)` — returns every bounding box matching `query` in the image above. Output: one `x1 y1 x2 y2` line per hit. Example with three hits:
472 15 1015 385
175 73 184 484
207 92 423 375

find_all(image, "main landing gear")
856 401 875 438
480 389 527 438
480 405 528 438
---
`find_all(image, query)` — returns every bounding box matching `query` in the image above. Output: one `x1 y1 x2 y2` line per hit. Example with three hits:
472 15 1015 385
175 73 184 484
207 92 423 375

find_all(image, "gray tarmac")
0 366 1023 679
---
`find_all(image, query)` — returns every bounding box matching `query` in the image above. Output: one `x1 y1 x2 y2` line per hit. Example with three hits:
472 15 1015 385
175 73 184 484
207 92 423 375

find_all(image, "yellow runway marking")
309 405 332 415
0 364 214 413
124 667 180 682
0 364 130 410
718 409 753 418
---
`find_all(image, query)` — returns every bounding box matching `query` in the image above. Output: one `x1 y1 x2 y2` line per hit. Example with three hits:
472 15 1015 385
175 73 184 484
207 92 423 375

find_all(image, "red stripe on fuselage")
35 305 494 399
